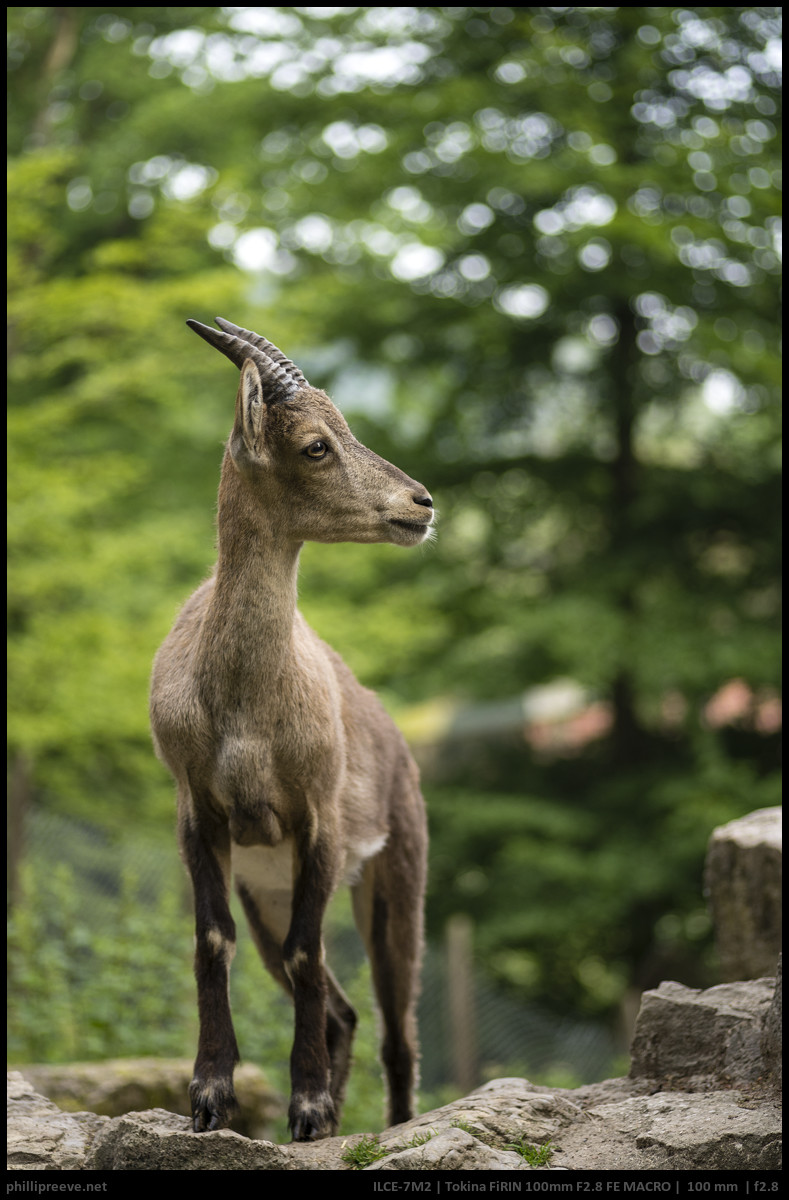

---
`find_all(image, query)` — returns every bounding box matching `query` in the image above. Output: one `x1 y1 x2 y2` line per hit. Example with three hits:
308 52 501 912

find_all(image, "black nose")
414 493 433 508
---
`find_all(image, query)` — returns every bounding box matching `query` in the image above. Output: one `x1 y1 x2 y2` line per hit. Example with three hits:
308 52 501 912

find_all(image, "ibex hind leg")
324 964 358 1117
237 882 358 1129
353 830 426 1127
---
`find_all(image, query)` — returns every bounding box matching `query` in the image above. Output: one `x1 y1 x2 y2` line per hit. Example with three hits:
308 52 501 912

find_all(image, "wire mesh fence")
10 807 623 1093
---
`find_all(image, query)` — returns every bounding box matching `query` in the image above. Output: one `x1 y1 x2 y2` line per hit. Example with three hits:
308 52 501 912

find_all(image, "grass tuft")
504 1136 555 1166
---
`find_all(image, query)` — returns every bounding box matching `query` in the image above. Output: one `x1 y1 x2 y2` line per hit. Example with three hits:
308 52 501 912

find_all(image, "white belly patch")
233 840 294 943
343 833 388 885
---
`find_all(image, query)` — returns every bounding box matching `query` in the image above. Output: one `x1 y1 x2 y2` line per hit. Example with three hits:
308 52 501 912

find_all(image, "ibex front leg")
179 800 239 1131
283 831 338 1141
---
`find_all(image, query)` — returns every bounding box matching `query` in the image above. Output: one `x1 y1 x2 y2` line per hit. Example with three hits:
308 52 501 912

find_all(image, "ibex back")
150 318 432 1141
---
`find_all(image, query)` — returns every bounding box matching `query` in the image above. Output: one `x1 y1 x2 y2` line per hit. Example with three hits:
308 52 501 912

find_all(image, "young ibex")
150 318 432 1141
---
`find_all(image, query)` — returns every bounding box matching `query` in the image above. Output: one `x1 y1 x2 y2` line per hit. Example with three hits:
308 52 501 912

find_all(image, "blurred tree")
7 7 781 1016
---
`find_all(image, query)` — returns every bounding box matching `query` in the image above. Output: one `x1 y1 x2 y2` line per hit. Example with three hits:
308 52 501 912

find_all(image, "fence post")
447 912 477 1095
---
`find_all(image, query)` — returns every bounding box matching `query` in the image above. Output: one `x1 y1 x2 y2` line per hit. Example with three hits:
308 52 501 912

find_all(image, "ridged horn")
186 319 301 401
214 317 308 389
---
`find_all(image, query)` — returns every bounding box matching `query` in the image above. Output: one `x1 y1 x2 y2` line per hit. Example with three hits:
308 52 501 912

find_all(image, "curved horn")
214 317 308 389
186 319 298 401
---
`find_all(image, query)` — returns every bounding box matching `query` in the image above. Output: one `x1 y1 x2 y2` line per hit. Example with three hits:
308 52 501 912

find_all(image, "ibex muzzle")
150 319 430 1140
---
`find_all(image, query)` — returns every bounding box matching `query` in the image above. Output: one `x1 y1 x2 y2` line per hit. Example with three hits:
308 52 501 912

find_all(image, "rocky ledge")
7 968 781 1172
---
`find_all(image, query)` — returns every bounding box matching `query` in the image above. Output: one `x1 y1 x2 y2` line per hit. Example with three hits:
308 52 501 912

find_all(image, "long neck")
199 456 302 696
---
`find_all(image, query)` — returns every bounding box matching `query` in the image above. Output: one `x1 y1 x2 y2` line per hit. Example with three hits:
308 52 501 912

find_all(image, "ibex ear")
231 359 267 464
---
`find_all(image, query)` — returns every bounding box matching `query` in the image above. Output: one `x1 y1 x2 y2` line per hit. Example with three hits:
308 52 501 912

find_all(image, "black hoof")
189 1078 237 1133
288 1091 337 1142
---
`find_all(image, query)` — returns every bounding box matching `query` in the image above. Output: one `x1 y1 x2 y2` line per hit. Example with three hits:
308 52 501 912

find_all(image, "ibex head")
187 318 434 547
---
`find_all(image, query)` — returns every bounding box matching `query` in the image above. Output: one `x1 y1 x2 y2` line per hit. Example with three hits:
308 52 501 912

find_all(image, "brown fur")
150 326 431 1140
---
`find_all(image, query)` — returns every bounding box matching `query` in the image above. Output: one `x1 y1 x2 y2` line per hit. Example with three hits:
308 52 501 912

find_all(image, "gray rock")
629 977 775 1084
385 1076 585 1146
705 807 782 981
553 1091 781 1171
83 1106 366 1170
7 1071 109 1171
365 1127 534 1170
761 955 782 1088
85 1109 292 1171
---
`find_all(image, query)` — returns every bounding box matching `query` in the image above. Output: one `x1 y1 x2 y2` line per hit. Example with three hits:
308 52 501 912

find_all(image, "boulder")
16 1057 281 1141
629 977 775 1085
7 1071 109 1171
705 807 782 981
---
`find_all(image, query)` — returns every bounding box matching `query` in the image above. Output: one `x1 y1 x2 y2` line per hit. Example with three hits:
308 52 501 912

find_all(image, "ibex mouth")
387 518 433 545
389 518 431 533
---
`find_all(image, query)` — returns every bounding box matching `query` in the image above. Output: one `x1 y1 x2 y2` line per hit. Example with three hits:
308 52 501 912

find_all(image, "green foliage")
427 734 781 1015
7 6 782 1031
7 863 194 1063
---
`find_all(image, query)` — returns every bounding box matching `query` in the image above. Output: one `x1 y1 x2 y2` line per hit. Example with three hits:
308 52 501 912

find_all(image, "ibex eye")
304 441 328 459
